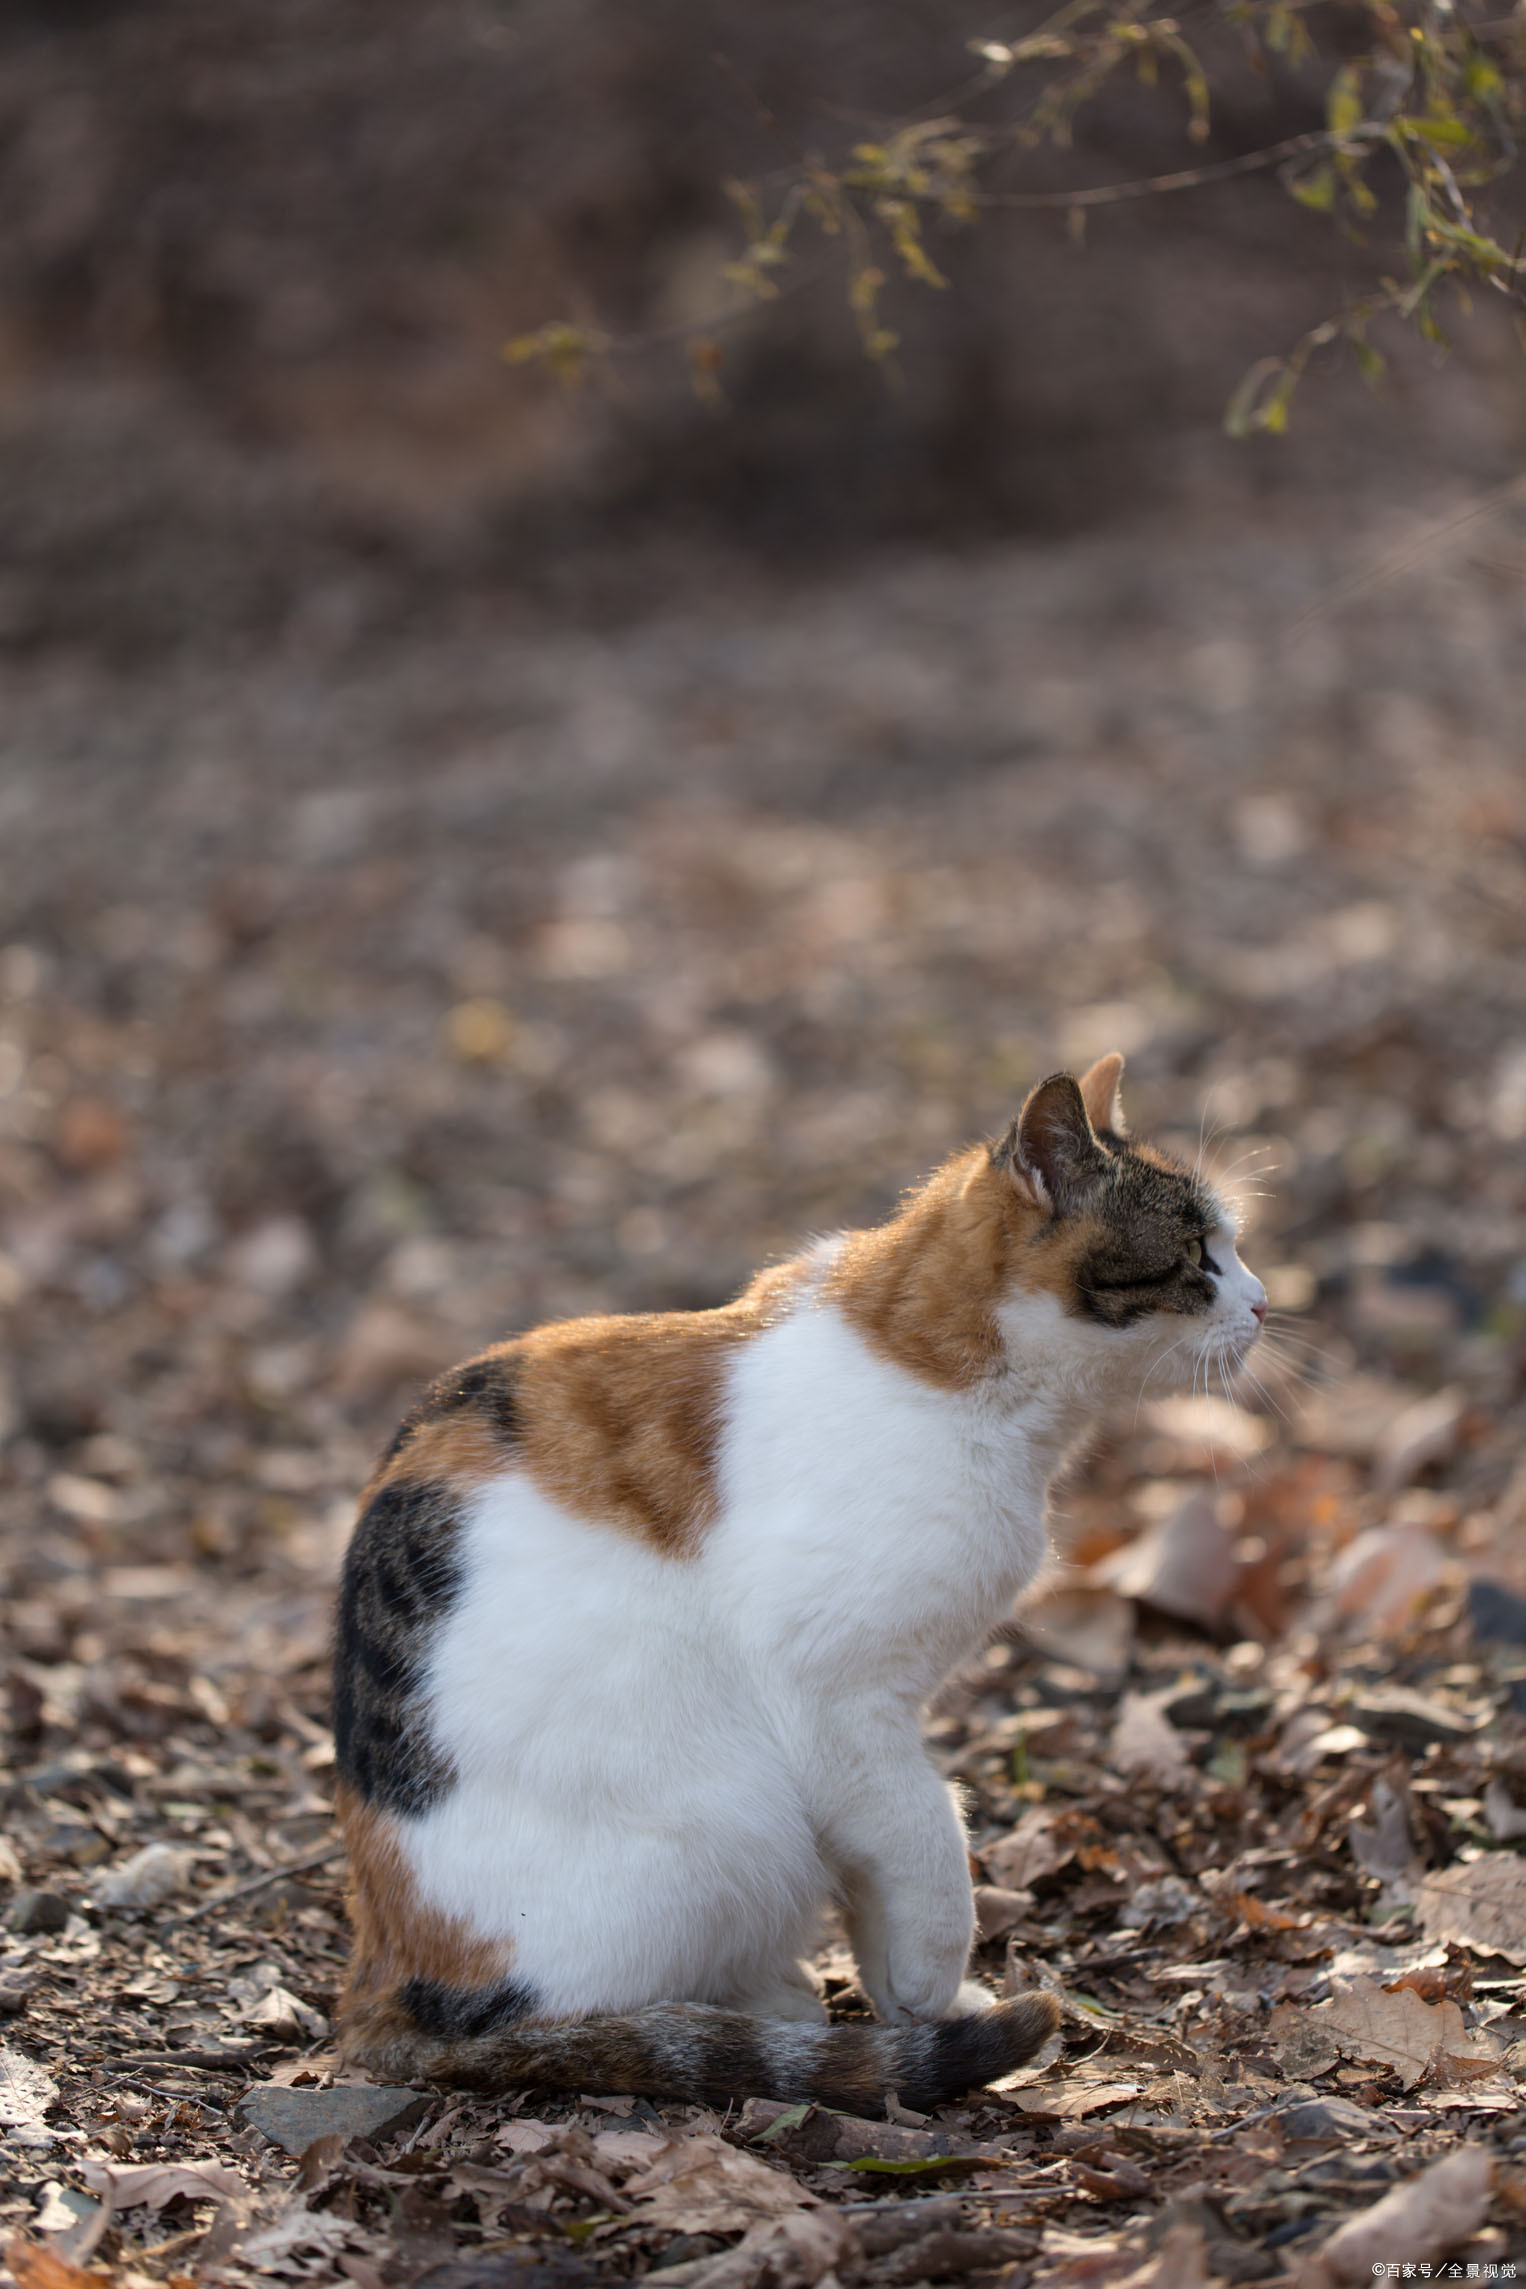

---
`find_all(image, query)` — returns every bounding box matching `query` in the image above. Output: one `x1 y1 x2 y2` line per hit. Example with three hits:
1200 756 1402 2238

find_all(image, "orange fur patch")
337 1783 517 2061
509 1259 805 1553
825 1147 1023 1390
824 1145 1123 1389
366 1413 515 1503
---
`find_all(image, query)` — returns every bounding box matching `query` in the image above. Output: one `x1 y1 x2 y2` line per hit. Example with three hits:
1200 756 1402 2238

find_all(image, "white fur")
403 1212 1265 2026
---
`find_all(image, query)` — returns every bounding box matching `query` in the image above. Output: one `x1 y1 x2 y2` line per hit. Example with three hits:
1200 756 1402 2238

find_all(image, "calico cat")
332 1055 1266 2111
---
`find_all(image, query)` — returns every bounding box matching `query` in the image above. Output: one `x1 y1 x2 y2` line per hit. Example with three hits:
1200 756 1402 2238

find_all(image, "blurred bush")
0 0 1518 653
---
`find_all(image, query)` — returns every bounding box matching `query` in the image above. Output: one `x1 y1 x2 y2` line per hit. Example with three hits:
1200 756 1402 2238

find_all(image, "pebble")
95 1843 193 1911
1270 2095 1399 2143
1469 1578 1526 1648
2 1892 69 1936
236 2082 431 2156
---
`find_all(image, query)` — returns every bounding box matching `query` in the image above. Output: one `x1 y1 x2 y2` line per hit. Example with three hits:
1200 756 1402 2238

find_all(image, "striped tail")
345 1991 1061 2114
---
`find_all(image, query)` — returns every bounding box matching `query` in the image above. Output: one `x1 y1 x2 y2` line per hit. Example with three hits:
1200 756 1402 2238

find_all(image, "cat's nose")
1251 1299 1267 1326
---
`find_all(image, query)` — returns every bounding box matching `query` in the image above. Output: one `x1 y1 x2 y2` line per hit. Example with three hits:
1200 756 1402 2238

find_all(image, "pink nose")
1251 1300 1267 1325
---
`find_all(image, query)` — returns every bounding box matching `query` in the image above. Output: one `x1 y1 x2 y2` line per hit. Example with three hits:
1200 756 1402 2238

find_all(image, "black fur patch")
381 1348 522 1468
332 1481 466 1815
899 1993 1062 2110
400 1974 537 2040
1072 1148 1220 1329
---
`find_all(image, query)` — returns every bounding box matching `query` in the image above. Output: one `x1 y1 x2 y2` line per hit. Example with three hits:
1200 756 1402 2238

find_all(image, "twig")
110 2050 272 2072
102 2073 229 2118
168 1841 345 1925
967 126 1374 210
1284 473 1526 645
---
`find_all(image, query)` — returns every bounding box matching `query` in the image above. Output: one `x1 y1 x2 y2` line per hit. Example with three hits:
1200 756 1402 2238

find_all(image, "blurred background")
0 0 1523 1730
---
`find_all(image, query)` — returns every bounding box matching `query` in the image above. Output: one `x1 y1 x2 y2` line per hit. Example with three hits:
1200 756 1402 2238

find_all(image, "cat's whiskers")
1235 1355 1292 1429
1192 1103 1231 1190
1261 1313 1341 1366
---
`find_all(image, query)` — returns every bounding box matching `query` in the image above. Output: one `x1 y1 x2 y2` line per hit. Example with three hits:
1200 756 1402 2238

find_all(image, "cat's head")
990 1055 1266 1390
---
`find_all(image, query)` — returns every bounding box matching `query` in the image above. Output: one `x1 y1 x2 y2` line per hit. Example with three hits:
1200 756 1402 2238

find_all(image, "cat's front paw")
879 1951 976 2027
948 1977 997 2017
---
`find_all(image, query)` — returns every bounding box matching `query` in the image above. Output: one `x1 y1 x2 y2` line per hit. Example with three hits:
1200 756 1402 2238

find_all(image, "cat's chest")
709 1307 1061 1669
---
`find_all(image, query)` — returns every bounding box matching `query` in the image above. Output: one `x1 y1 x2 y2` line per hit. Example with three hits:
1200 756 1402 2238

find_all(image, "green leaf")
1288 164 1335 212
501 321 606 385
1327 64 1365 137
1224 357 1288 439
835 2153 989 2176
879 199 948 289
1405 182 1430 257
1465 54 1505 106
1066 1990 1125 2019
749 2102 815 2145
1399 114 1473 148
1208 1739 1248 1786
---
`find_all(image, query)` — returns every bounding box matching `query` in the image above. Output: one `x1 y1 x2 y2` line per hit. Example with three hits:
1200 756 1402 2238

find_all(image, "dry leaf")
1417 1851 1526 1963
1099 1491 1240 1625
983 1806 1078 1890
1348 1773 1422 1899
1310 2143 1494 2283
1006 2080 1145 2118
497 2118 559 2154
1483 1776 1526 1841
623 2130 819 2233
1108 1692 1191 1784
657 2209 854 2289
0 2046 58 2130
1317 1974 1497 2089
1328 1525 1448 1631
78 2157 249 2211
1372 1383 1466 1493
1015 1584 1134 1678
4 2239 101 2289
1039 2218 1214 2286
591 2127 670 2167
241 2205 377 2271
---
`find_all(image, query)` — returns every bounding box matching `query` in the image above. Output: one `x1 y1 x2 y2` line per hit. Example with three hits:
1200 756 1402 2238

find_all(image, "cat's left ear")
996 1073 1108 1216
1078 1051 1126 1137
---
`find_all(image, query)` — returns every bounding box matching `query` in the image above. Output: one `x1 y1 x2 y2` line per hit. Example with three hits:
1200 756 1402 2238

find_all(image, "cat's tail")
343 1988 1062 2114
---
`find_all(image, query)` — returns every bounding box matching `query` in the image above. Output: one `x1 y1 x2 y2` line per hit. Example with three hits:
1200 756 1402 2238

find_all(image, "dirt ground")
1 482 1525 2285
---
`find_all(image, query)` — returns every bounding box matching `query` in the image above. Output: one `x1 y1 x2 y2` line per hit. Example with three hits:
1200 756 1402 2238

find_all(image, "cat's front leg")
807 1701 979 2027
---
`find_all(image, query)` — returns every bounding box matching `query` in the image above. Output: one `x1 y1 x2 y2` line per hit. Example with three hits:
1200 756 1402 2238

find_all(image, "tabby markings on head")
1068 1141 1224 1329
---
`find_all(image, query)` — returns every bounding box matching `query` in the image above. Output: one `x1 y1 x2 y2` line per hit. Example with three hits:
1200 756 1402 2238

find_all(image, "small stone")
95 1843 193 1911
1347 1684 1481 1748
0 1970 36 2016
39 1823 111 1869
1470 1577 1526 1647
3 1892 69 1936
236 2082 431 2156
1270 2095 1399 2144
410 2258 595 2289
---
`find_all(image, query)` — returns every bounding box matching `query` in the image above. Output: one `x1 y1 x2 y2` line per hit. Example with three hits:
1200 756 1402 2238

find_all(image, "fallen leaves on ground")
1306 2143 1495 2283
1 512 1525 2283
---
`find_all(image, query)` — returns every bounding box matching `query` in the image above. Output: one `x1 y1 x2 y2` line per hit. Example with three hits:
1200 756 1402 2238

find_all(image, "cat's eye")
1184 1238 1205 1267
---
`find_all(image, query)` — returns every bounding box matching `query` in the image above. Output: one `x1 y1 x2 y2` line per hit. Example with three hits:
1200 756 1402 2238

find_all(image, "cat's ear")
996 1074 1107 1216
1078 1051 1126 1136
